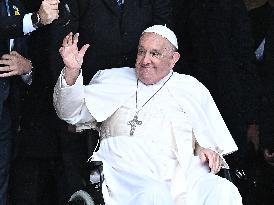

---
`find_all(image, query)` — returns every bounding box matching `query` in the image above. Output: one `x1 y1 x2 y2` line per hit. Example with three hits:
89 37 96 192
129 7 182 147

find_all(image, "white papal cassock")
53 67 242 205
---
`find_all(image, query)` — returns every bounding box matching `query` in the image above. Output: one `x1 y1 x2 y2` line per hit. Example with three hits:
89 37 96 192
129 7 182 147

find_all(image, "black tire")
68 190 95 205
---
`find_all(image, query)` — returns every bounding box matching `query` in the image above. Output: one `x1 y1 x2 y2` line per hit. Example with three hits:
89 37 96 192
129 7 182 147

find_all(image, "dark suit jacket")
259 7 274 151
0 0 28 126
173 0 260 152
16 0 80 158
77 0 172 84
0 1 25 43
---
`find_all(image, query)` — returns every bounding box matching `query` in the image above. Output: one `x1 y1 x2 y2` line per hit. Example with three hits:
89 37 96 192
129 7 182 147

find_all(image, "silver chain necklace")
127 72 173 136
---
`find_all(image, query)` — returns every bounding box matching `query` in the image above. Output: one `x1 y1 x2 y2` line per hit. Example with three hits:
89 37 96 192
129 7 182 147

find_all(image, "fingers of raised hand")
62 32 72 48
72 44 90 67
67 33 73 46
60 33 89 70
62 33 78 48
73 33 79 46
78 44 90 58
62 33 69 47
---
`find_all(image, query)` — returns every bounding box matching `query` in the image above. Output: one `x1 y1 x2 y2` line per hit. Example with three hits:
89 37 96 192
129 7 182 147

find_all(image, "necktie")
4 0 10 16
4 0 14 51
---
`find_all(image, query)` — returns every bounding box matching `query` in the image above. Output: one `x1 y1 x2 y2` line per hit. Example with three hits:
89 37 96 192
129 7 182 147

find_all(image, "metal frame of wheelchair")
68 161 105 205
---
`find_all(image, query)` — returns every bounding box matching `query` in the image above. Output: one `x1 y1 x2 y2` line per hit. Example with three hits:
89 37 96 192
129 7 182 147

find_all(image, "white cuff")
60 68 83 88
23 13 36 34
21 70 32 85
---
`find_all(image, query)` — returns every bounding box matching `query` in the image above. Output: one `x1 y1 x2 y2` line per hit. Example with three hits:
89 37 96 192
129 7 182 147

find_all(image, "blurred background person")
7 0 89 204
77 0 173 85
172 0 261 203
244 0 274 204
0 0 59 204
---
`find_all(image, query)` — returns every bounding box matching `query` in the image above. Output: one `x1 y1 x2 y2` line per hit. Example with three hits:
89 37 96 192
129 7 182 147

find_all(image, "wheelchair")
67 141 245 205
68 161 105 205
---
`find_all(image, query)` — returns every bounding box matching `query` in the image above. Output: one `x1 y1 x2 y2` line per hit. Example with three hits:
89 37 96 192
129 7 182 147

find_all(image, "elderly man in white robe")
53 25 243 205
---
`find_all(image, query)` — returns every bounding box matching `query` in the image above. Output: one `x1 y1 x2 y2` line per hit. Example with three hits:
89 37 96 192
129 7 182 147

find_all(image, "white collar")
138 70 174 90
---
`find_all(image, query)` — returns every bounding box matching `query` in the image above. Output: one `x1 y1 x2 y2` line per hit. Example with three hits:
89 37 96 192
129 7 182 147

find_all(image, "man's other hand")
263 149 274 166
39 0 60 25
199 148 221 174
0 51 32 77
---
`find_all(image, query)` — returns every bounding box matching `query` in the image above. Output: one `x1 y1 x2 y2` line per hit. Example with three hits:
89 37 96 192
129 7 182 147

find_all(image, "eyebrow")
150 49 161 52
138 46 163 52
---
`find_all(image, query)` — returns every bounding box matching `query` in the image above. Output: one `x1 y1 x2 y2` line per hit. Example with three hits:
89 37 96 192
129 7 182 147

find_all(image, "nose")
141 52 151 65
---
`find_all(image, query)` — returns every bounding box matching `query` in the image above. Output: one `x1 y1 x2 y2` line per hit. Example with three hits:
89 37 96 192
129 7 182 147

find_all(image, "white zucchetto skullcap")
142 25 178 49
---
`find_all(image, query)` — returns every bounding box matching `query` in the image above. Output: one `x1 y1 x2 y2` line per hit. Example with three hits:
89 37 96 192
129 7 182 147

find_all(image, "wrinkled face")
135 32 180 85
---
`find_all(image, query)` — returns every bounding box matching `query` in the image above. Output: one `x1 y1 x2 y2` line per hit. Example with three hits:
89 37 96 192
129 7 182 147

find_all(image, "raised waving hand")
59 32 89 85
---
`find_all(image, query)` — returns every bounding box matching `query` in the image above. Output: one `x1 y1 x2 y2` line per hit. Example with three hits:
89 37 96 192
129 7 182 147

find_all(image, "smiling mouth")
141 64 153 69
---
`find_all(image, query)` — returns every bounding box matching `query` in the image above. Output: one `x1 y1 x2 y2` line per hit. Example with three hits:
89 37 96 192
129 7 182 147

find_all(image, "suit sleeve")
0 15 24 38
152 0 173 27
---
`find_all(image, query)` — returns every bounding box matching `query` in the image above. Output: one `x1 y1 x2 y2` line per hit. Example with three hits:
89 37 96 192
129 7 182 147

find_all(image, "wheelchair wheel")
68 190 95 205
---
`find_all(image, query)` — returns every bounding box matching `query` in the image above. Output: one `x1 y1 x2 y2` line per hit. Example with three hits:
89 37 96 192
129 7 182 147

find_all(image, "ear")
170 52 180 68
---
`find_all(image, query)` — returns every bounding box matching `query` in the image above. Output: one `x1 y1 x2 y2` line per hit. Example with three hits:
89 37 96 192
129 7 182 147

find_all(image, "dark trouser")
0 106 12 205
255 161 274 205
58 128 90 204
9 124 90 205
9 158 60 205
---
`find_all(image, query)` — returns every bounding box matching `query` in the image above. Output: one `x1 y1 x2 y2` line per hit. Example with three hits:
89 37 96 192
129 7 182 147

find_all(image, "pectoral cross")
127 113 142 136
